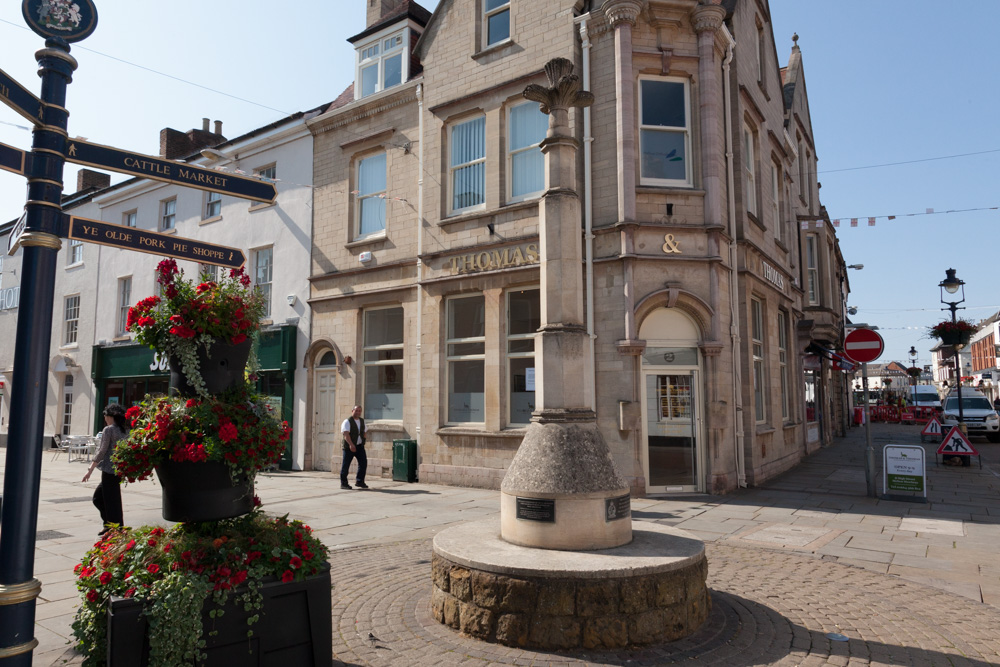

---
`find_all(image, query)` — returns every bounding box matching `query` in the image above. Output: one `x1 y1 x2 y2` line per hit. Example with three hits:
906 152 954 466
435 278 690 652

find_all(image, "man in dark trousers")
340 405 368 489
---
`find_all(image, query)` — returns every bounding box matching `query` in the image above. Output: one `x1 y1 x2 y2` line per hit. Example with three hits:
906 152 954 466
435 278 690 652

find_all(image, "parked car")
941 390 1000 442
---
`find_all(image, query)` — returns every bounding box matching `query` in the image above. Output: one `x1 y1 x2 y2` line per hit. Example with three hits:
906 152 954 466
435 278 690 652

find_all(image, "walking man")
341 405 368 489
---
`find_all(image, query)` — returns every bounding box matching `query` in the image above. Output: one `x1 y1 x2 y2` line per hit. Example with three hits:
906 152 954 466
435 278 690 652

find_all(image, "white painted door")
313 369 337 471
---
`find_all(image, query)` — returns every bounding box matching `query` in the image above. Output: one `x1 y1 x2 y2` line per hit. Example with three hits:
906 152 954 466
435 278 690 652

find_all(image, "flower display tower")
429 57 710 651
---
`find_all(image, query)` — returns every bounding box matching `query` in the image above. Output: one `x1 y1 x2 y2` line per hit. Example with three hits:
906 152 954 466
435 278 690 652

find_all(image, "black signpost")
64 215 247 269
0 3 269 662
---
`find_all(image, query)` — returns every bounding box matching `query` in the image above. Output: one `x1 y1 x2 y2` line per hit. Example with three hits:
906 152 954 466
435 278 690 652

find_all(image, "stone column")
500 59 631 551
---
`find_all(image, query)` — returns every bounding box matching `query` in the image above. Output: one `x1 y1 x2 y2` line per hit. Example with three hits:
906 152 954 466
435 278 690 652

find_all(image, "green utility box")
392 439 418 483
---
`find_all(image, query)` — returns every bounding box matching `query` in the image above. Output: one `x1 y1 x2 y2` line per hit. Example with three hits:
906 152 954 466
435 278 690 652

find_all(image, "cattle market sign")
448 243 539 274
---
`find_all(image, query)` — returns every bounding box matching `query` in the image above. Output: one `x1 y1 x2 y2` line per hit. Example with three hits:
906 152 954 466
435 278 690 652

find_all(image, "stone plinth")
431 519 709 650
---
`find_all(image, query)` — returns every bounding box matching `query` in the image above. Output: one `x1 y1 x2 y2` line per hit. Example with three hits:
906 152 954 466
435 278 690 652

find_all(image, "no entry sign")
844 328 884 364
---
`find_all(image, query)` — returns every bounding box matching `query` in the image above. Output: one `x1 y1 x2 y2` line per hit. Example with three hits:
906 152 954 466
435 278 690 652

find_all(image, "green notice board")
883 444 926 496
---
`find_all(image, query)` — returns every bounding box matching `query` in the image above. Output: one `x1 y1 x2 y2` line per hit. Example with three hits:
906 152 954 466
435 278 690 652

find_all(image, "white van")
908 385 940 408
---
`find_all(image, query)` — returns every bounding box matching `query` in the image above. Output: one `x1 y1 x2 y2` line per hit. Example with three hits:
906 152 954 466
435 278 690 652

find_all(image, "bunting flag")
817 220 825 228
833 219 840 227
801 221 809 229
821 206 998 230
851 219 858 227
868 217 876 226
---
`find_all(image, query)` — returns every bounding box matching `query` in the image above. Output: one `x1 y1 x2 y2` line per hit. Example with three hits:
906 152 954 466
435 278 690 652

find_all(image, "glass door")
643 370 701 493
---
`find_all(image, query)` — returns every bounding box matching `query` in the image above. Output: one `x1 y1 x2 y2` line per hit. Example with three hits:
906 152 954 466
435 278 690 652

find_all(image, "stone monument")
431 58 710 650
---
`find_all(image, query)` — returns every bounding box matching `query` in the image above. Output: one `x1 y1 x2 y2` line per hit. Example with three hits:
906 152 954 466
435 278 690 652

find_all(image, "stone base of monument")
431 519 709 650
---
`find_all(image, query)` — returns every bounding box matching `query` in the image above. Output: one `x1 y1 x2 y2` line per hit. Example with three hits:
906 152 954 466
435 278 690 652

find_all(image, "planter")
107 565 332 667
169 338 253 397
155 460 253 522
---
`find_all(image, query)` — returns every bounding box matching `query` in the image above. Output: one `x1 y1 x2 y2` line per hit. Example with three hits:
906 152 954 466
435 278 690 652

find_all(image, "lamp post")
939 268 966 434
909 345 919 404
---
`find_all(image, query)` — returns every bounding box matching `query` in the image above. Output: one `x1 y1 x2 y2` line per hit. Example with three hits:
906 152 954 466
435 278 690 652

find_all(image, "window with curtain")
363 307 404 420
64 295 80 345
123 210 137 228
509 102 547 201
778 309 789 420
68 239 83 265
484 0 510 46
447 294 485 423
507 288 539 425
161 198 176 231
254 247 273 318
117 276 132 336
752 298 766 423
806 234 819 305
450 116 486 213
638 78 691 186
357 152 387 238
205 191 221 219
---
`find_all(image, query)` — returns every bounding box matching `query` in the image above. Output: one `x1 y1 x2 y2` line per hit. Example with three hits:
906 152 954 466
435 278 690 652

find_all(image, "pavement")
3 420 1000 666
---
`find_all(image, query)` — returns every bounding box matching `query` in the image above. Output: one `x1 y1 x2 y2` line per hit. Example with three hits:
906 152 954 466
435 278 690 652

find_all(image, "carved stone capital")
523 58 594 115
603 0 644 28
691 3 726 35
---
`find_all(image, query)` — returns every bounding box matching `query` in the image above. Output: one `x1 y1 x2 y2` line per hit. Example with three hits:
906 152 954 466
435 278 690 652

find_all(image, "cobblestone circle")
331 538 1000 666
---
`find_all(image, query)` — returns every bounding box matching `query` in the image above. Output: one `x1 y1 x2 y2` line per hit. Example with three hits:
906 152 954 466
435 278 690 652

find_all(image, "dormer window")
356 28 406 99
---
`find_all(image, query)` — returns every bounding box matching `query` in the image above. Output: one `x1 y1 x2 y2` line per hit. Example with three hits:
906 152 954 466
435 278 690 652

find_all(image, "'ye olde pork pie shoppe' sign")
448 243 539 275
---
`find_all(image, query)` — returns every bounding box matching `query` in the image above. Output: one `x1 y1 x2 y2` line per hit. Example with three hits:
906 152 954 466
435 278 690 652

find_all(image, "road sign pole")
861 362 876 498
0 38 77 667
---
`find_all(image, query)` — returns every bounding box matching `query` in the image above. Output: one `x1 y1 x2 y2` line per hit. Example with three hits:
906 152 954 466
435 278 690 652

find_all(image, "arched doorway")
638 308 705 493
313 351 339 471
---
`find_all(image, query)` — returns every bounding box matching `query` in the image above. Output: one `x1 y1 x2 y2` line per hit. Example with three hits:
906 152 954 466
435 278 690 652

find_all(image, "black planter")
155 460 253 522
107 564 332 667
938 331 971 348
169 338 253 397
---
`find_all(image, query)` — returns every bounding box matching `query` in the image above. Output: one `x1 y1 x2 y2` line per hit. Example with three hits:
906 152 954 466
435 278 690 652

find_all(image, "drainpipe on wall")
721 24 746 487
574 13 596 413
415 83 424 443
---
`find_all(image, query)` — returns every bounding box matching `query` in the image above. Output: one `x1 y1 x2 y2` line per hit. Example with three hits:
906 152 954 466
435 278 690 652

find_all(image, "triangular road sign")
936 426 979 456
921 417 943 437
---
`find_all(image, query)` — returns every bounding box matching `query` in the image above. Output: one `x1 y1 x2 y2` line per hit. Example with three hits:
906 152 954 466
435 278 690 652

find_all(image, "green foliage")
72 512 328 667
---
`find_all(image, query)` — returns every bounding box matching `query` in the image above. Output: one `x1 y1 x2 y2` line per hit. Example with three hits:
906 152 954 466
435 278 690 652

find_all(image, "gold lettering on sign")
124 156 172 177
449 243 540 274
662 234 682 254
177 167 228 188
0 84 10 100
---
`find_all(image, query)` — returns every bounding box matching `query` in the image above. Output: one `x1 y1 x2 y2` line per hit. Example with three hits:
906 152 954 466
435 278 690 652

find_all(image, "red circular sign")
843 328 884 364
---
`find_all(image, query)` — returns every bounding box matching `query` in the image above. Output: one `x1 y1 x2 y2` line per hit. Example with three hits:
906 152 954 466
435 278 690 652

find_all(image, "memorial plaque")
515 497 555 523
604 494 631 522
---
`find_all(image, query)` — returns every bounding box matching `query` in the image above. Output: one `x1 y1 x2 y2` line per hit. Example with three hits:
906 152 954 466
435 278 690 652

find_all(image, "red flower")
230 333 247 345
281 570 294 583
99 571 112 585
289 556 302 570
218 422 239 443
147 563 159 574
124 587 136 598
86 589 100 603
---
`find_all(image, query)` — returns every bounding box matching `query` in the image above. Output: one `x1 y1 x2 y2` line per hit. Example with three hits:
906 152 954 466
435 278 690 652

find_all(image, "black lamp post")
939 268 966 433
909 345 918 404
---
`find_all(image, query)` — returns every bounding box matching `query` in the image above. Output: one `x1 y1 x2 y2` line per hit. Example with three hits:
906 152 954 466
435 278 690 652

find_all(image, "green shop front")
91 324 297 470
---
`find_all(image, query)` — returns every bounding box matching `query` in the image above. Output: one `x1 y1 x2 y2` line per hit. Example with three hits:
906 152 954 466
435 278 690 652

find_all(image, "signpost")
882 444 927 503
0 3 272 662
64 215 246 269
65 138 276 204
843 327 885 498
937 425 981 468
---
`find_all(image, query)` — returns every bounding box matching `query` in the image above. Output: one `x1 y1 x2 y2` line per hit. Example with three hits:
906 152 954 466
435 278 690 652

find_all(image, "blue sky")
2 1 997 369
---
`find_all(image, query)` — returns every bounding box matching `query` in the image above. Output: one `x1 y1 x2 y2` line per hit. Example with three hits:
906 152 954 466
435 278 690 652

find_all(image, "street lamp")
909 345 919 403
939 268 966 434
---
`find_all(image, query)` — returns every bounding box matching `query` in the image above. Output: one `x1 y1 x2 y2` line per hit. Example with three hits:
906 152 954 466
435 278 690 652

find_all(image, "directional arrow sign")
0 140 30 176
64 215 246 269
64 139 276 204
0 66 44 126
6 212 28 256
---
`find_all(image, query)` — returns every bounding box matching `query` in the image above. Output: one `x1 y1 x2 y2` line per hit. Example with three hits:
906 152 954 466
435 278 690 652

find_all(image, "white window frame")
204 191 222 219
752 297 766 423
484 0 511 47
68 239 83 265
254 163 276 181
160 198 176 231
506 287 539 426
253 246 273 319
771 161 782 242
637 76 692 187
743 123 757 217
507 102 547 203
356 151 387 239
806 234 819 306
116 276 132 337
64 294 80 346
448 115 487 215
199 263 219 282
446 294 486 424
123 210 137 228
362 306 405 422
61 375 74 436
778 309 789 421
354 27 407 100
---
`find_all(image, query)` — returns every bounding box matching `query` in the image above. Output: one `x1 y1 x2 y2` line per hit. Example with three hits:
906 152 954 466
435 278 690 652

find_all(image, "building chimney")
214 120 223 135
202 118 210 131
367 0 404 28
76 169 111 193
159 119 227 159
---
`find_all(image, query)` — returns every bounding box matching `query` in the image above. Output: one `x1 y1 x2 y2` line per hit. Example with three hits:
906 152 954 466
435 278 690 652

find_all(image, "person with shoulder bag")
83 403 129 534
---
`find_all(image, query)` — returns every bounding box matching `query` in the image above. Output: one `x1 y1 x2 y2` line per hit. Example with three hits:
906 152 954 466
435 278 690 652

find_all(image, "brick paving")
6 420 1000 665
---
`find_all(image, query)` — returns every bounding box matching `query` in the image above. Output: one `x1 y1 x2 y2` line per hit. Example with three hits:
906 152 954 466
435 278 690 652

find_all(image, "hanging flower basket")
928 319 976 348
168 337 253 398
906 367 922 379
155 460 254 523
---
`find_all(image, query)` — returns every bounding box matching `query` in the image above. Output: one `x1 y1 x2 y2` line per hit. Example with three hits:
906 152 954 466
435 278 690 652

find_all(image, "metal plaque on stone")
515 497 555 523
604 494 631 522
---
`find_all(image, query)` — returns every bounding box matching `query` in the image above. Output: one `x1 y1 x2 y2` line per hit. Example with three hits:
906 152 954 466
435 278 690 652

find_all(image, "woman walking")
83 403 129 534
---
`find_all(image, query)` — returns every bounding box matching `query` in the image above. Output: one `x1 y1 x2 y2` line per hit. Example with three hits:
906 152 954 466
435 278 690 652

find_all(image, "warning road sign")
936 426 979 456
921 417 943 438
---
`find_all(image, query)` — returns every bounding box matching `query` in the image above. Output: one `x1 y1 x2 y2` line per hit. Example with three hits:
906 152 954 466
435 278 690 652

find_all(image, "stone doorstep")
430 553 710 650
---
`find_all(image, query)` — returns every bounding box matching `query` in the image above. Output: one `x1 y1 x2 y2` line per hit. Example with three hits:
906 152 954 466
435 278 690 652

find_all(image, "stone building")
305 0 849 495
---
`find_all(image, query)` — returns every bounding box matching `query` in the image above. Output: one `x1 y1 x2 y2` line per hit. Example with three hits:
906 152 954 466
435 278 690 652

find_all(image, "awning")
805 342 856 372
